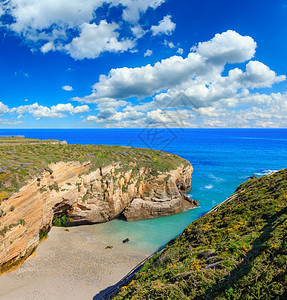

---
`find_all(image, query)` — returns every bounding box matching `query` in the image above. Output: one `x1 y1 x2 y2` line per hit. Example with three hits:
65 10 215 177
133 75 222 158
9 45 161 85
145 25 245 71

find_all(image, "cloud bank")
0 0 169 59
74 30 286 127
0 30 285 128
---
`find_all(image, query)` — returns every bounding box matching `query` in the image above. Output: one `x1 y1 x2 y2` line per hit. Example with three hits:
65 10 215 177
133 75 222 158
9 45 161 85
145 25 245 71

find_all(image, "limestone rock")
0 160 195 273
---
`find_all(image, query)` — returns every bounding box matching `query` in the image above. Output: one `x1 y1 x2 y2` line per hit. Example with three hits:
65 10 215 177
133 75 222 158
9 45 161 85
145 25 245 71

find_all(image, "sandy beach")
0 226 148 300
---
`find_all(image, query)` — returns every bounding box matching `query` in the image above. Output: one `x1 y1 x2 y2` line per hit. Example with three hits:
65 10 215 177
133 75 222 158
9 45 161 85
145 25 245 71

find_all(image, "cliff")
0 138 196 274
114 169 287 299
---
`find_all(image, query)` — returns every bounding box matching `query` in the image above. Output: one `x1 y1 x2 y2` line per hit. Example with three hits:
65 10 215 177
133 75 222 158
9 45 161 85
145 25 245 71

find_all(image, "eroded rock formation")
0 160 196 273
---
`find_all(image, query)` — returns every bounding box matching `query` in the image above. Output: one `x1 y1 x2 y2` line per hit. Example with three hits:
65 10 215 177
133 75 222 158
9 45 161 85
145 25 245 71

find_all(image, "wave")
255 169 280 176
204 185 213 190
208 174 224 182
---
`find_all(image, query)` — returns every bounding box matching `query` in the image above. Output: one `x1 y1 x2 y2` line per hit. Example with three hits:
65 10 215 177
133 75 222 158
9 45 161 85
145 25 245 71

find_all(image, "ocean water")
2 128 287 254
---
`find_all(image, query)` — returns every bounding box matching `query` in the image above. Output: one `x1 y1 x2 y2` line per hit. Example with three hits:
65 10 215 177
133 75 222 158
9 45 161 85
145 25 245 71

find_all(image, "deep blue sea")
2 128 287 254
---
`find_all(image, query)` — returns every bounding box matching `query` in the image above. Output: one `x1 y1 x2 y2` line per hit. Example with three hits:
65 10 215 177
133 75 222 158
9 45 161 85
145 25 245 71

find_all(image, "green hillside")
115 170 287 299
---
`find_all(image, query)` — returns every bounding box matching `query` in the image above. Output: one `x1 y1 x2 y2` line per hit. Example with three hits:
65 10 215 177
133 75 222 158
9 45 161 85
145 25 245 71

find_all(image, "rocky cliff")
0 140 196 274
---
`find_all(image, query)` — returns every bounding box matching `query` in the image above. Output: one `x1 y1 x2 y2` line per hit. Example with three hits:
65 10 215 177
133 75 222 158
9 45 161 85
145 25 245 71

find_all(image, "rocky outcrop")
0 160 195 274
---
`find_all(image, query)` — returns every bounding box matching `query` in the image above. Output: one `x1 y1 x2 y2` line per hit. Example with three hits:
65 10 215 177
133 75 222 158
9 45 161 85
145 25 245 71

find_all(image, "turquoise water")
2 129 287 254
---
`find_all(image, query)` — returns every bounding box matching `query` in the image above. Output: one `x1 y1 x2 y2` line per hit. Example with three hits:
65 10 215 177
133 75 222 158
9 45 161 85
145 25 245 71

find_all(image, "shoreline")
0 226 149 300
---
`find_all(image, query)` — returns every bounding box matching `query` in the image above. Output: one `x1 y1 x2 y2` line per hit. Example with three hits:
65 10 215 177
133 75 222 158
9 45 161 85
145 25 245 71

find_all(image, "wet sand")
0 226 148 300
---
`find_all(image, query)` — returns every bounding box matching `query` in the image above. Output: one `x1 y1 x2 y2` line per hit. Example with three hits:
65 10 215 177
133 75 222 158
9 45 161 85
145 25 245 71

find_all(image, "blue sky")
0 0 286 128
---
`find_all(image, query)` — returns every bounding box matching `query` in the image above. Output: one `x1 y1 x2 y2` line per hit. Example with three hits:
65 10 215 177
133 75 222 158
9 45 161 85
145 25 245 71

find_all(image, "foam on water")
204 185 213 190
255 169 280 176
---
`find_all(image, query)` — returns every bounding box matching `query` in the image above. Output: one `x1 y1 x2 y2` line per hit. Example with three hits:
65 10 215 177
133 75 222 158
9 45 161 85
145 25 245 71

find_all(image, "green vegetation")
0 137 59 145
39 187 47 193
0 137 188 200
39 228 49 240
82 193 89 203
115 170 287 299
122 185 128 193
0 218 26 237
48 182 59 192
52 214 72 227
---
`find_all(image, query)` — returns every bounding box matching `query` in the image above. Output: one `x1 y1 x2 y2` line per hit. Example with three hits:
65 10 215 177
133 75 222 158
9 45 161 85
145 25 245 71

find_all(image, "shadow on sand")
93 264 143 300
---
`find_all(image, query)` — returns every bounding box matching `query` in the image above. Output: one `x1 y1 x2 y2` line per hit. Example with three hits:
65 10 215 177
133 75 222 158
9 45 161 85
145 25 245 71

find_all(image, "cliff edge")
0 138 197 274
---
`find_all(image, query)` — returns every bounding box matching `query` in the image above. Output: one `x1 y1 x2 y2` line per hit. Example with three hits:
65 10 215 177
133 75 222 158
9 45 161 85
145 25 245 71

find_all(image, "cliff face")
0 160 195 274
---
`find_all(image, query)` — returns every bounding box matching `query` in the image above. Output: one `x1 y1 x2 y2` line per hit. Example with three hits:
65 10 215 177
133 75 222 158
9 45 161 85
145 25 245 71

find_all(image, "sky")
0 0 287 128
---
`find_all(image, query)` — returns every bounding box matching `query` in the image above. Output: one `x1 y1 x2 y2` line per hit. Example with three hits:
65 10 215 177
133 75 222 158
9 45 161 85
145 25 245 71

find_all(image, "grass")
0 137 189 201
114 169 287 299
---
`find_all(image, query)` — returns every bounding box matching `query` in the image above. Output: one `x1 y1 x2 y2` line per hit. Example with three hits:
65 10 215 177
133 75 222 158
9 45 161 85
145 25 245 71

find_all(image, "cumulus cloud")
0 102 10 114
75 31 261 103
80 53 208 101
195 30 257 64
119 0 165 23
62 85 73 91
85 106 144 124
0 0 166 59
41 42 55 53
144 49 153 57
75 30 286 128
228 61 286 89
164 40 175 48
147 60 285 110
146 109 193 127
131 25 147 38
66 21 135 59
11 103 90 119
2 0 164 33
151 15 176 36
0 119 22 126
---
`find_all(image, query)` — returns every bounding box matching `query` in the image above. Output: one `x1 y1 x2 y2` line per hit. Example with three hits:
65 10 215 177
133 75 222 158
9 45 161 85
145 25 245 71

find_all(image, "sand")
0 226 149 300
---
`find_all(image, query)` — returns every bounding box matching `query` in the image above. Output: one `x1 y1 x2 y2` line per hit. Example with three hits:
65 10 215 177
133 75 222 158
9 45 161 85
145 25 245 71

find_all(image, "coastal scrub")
114 169 287 299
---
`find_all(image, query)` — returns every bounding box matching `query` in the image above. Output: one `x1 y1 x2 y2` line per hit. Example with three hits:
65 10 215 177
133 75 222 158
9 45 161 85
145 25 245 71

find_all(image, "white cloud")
76 31 259 102
12 103 65 118
147 109 193 126
6 0 101 33
11 103 90 119
151 15 176 36
196 30 257 64
72 105 91 114
80 53 207 101
62 85 74 91
74 30 286 128
66 21 135 59
2 0 166 31
164 40 175 48
0 0 166 59
0 102 10 115
144 49 153 57
85 107 144 124
119 0 165 23
228 61 286 89
177 48 183 55
41 41 55 53
131 25 146 38
0 119 22 126
147 62 285 111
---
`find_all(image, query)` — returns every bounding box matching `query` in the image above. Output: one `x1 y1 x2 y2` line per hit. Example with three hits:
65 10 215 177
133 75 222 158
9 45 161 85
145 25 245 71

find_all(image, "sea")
1 128 287 254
